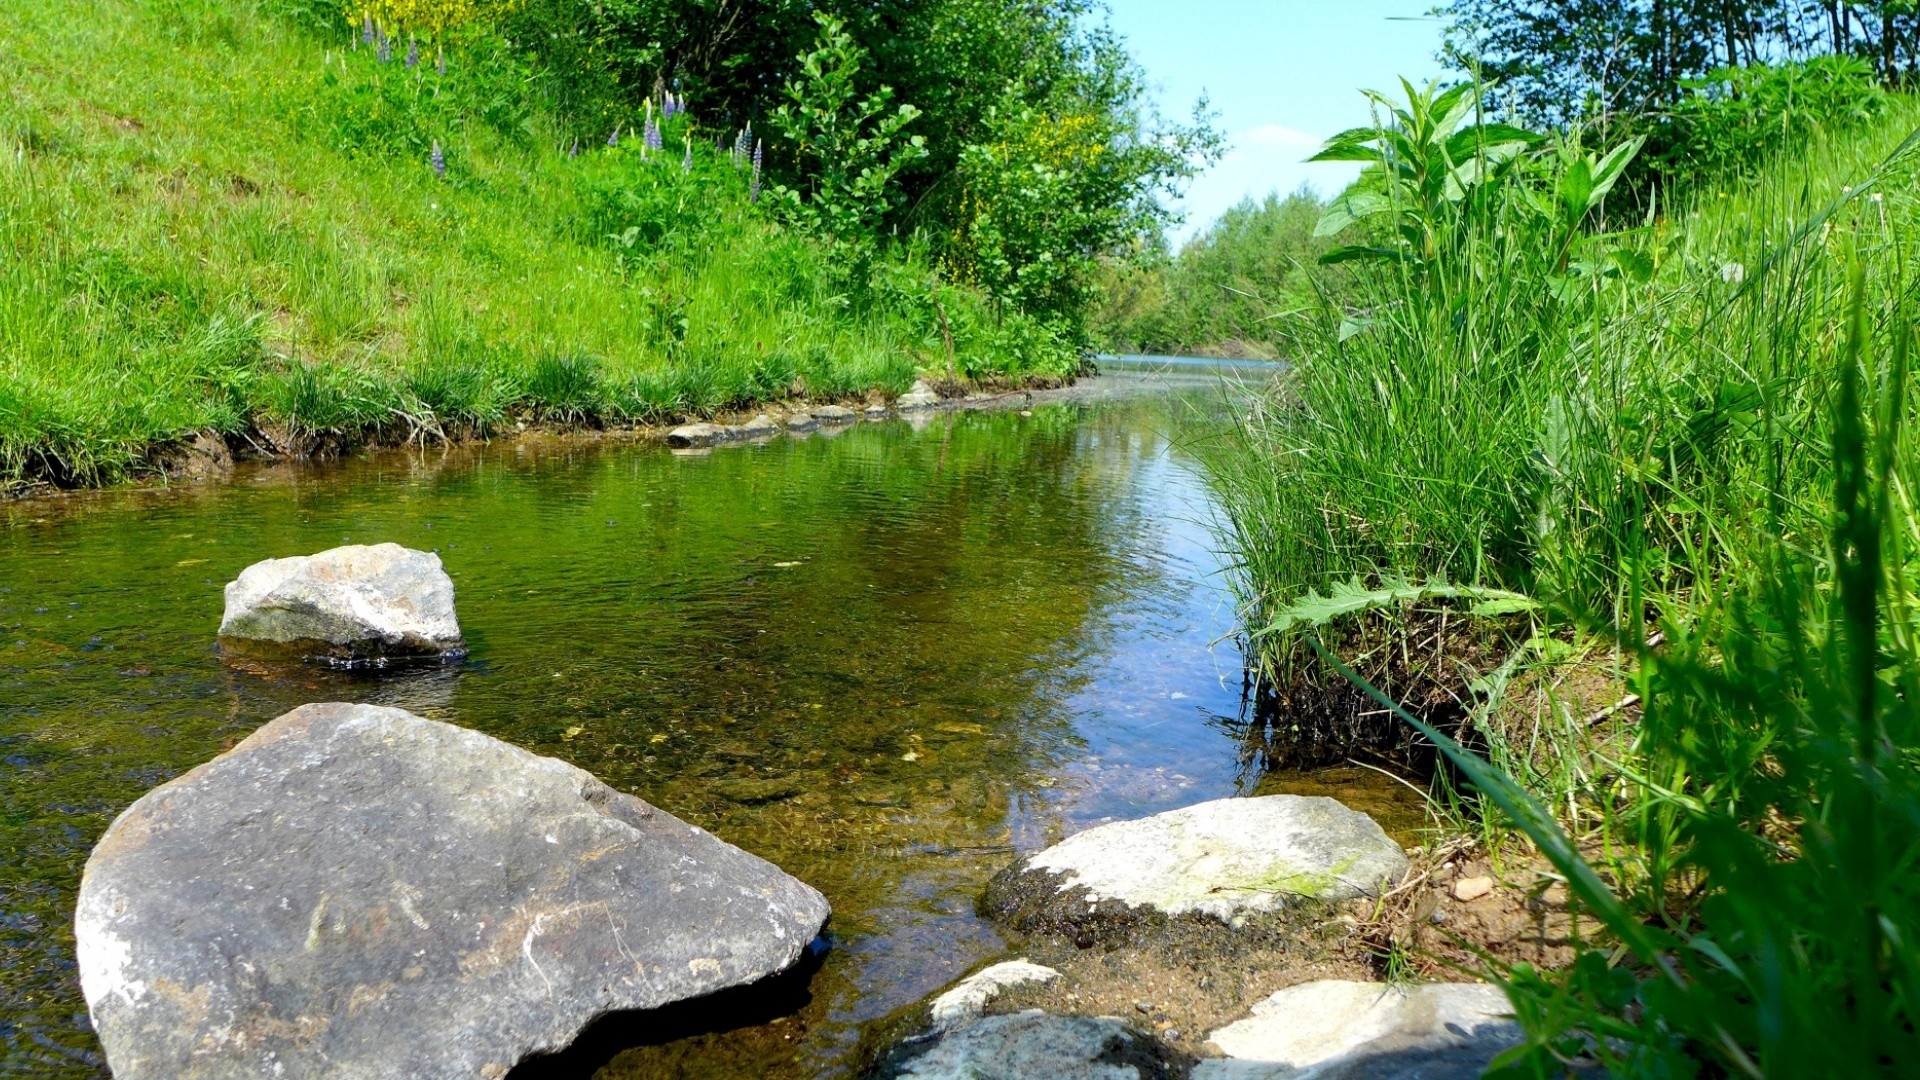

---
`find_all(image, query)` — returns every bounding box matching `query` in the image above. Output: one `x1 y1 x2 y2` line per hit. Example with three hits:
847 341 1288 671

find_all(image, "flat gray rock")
667 422 726 447
812 405 860 424
785 412 820 432
76 703 831 1080
872 1011 1188 1080
997 796 1407 922
865 405 892 419
1193 980 1520 1080
218 543 462 664
736 414 780 438
897 380 941 409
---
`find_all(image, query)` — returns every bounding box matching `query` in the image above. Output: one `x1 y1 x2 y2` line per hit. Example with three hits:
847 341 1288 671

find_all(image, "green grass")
1199 82 1920 1076
0 0 1072 488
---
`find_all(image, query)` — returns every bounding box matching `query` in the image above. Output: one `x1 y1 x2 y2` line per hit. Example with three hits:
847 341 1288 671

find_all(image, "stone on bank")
218 542 463 665
75 703 831 1080
1192 980 1521 1080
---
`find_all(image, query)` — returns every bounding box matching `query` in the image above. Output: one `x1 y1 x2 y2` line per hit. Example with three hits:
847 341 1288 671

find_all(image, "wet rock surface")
1192 980 1520 1080
217 542 463 664
928 959 1060 1031
813 404 860 424
987 796 1408 928
869 1010 1191 1080
75 702 831 1080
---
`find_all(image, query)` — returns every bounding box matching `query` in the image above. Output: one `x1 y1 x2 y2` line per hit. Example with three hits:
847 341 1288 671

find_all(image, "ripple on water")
0 388 1423 1079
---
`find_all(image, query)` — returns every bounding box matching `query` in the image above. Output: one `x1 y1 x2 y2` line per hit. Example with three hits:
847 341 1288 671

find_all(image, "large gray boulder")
990 796 1407 925
1192 980 1520 1080
218 543 463 664
871 1011 1188 1080
75 703 831 1080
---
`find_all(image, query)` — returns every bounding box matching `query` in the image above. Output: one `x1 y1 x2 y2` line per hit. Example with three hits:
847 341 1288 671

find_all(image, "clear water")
0 376 1421 1078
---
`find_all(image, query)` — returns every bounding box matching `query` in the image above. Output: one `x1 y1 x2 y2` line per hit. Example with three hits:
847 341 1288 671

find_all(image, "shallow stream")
0 368 1421 1078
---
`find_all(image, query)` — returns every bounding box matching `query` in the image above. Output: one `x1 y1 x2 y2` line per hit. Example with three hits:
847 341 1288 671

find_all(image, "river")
0 367 1419 1078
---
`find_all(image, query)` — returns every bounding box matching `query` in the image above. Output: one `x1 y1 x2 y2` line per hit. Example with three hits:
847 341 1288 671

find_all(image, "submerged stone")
76 703 831 1080
218 543 462 665
1192 980 1520 1080
737 414 780 438
785 412 820 433
870 1010 1188 1080
988 796 1407 926
812 404 860 424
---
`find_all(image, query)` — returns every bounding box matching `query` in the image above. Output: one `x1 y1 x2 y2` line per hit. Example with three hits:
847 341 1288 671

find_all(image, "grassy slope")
0 0 1007 488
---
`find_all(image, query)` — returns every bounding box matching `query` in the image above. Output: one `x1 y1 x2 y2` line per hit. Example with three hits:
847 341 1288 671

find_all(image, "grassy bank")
0 0 1075 490
1201 83 1920 1074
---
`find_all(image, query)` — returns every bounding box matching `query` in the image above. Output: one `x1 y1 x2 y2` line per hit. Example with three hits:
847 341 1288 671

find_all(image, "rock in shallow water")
218 543 463 665
667 422 726 447
871 1011 1187 1080
928 959 1060 1031
896 380 941 410
989 795 1408 925
1192 980 1520 1080
75 703 831 1080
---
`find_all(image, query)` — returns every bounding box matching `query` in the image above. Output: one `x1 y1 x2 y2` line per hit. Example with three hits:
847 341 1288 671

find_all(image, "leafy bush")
1649 55 1888 192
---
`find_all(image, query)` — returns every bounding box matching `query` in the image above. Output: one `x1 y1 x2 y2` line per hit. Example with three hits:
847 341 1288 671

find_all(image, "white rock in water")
1193 980 1520 1080
897 379 941 409
929 959 1060 1030
1010 795 1408 920
75 703 831 1080
219 543 462 662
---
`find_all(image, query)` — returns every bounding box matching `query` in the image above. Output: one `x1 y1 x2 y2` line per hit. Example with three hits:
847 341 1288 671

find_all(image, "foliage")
0 0 1076 488
1651 54 1889 189
1203 77 1920 1075
767 14 928 244
359 0 522 36
1442 1 1920 125
1091 191 1332 358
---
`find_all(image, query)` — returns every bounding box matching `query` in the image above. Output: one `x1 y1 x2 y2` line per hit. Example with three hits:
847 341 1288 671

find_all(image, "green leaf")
1256 577 1539 637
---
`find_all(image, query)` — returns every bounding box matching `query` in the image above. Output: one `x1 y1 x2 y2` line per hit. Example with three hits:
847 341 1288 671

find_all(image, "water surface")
0 375 1418 1078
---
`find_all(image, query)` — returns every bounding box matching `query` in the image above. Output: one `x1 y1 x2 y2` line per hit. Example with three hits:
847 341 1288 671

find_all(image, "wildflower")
431 141 445 176
1720 261 1745 285
362 14 374 44
682 137 692 172
437 50 446 76
750 140 763 203
406 38 419 68
644 117 662 153
569 139 580 159
607 125 620 148
377 30 391 63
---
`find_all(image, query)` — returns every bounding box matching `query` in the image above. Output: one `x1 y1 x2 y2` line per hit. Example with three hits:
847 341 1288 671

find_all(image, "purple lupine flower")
569 139 580 159
406 38 419 68
682 138 693 172
431 141 445 176
362 14 375 44
377 30 391 63
437 50 446 76
749 140 763 203
644 119 662 153
607 125 620 147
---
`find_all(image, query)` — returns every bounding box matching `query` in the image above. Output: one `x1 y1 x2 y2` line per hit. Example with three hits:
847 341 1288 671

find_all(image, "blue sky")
1101 1 1448 246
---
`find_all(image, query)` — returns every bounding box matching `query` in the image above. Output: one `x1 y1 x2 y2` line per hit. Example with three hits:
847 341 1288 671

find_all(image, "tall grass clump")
1325 268 1920 1077
1210 84 1920 719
